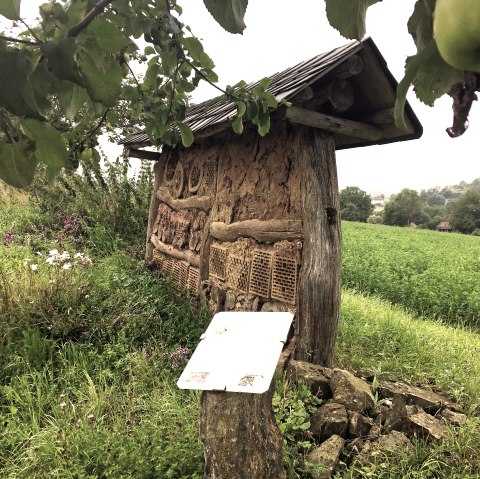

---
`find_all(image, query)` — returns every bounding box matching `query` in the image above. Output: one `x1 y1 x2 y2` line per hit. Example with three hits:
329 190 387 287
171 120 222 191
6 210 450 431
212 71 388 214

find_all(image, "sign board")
177 311 294 394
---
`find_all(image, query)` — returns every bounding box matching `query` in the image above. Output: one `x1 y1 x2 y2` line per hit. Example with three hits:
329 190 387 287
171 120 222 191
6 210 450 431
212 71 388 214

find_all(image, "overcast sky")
15 0 480 195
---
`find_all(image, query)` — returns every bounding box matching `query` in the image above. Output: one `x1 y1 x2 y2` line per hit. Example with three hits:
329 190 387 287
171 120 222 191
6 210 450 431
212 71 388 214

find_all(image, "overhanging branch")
68 0 115 37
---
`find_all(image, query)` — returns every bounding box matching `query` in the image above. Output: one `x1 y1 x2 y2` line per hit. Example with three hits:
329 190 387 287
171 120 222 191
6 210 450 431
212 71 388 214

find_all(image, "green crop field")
342 222 480 328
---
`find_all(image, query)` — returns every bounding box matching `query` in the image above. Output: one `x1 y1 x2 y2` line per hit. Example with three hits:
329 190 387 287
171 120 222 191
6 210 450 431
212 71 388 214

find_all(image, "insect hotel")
121 38 422 366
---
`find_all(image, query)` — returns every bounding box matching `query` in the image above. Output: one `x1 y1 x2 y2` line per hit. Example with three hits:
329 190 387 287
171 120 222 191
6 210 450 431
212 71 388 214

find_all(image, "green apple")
434 0 480 73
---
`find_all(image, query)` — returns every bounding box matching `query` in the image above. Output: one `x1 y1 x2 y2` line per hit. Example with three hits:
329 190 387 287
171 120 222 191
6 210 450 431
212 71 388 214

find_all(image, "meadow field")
342 222 480 329
1 179 479 478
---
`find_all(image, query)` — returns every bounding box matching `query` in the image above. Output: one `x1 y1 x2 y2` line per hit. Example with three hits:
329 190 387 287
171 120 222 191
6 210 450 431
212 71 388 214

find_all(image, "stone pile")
287 360 468 479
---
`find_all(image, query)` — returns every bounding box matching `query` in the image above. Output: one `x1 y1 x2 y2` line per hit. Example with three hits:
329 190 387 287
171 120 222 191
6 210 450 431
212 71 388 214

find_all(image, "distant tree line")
339 179 480 235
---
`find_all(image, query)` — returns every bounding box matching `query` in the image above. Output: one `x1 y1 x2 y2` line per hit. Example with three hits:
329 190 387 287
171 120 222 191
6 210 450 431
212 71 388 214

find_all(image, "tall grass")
342 221 480 328
2 177 480 478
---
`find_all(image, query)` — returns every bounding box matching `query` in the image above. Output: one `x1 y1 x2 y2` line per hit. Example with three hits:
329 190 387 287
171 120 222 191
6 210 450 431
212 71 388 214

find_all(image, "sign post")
178 312 293 479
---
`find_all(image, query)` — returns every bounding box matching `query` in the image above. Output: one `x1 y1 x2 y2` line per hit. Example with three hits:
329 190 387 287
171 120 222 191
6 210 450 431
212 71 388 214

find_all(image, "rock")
368 422 382 439
224 290 237 310
310 403 348 441
260 301 289 312
378 380 454 413
287 360 332 399
396 410 450 441
384 395 407 430
440 408 467 427
355 431 414 466
305 435 345 479
343 438 365 464
347 410 373 439
330 369 375 413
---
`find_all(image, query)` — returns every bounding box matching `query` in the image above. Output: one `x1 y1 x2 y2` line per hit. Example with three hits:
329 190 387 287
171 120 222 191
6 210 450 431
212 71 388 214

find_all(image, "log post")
295 129 342 367
145 154 166 262
200 382 286 479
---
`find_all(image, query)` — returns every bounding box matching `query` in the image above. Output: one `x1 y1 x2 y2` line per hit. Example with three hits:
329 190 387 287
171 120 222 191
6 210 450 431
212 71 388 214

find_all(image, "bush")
28 157 153 254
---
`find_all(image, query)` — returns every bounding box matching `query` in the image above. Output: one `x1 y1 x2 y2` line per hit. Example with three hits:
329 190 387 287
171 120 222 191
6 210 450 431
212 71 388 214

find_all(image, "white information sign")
177 311 294 394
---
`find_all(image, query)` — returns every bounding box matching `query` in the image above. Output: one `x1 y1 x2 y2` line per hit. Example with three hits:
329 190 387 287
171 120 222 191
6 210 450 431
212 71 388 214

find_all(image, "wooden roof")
121 38 422 150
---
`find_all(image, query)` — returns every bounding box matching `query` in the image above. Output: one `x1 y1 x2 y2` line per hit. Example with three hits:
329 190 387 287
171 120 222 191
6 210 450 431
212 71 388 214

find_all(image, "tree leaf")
0 0 21 20
203 0 248 34
81 17 127 54
0 50 42 119
0 139 37 188
78 50 123 107
325 0 381 39
177 122 194 147
235 101 246 117
407 0 434 52
58 83 88 120
232 115 243 134
182 37 205 63
41 37 84 86
394 40 462 129
21 119 68 168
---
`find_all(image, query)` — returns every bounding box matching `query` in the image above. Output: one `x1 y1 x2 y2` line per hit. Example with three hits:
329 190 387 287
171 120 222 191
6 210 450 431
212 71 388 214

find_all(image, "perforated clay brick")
271 255 298 304
209 245 227 280
188 267 200 291
227 255 249 293
173 261 189 288
249 250 273 298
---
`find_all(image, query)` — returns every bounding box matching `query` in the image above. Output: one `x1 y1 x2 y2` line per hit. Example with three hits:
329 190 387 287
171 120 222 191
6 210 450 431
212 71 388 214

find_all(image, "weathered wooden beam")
145 154 167 262
210 219 304 242
285 106 384 141
126 147 161 161
296 129 341 367
330 54 364 80
363 107 395 125
291 86 315 104
308 79 355 112
150 234 200 268
156 186 212 211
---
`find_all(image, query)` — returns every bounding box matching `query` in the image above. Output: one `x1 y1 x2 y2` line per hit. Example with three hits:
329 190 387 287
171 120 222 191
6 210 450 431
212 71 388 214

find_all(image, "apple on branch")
434 0 480 73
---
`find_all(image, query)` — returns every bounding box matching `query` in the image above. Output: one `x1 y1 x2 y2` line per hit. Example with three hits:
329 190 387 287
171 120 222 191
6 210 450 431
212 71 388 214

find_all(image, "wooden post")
200 383 286 479
145 155 165 262
295 129 342 367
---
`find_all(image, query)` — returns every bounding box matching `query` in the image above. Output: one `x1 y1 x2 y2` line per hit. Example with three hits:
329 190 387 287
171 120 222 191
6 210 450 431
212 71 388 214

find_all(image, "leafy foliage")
340 186 373 222
326 0 479 137
450 188 480 233
383 188 423 227
0 0 276 187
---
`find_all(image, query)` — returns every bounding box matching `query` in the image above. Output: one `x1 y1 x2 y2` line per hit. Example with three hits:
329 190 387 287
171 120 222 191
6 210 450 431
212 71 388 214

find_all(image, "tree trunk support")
200 383 286 479
295 129 342 367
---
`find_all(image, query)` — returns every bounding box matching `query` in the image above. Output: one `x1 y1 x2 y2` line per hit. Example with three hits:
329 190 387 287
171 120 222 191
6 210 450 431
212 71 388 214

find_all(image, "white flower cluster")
25 249 93 271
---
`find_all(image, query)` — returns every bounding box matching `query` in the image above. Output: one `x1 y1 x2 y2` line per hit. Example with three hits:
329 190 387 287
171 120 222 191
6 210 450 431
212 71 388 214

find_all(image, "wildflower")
87 414 95 422
36 251 43 256
74 252 84 259
48 249 59 256
62 262 72 270
46 256 56 265
81 256 93 266
30 264 38 271
23 258 32 265
60 401 67 411
58 251 70 261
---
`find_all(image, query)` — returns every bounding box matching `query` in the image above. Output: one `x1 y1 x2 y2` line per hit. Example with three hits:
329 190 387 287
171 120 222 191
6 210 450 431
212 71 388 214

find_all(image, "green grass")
2 190 480 478
337 290 480 414
342 221 480 328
